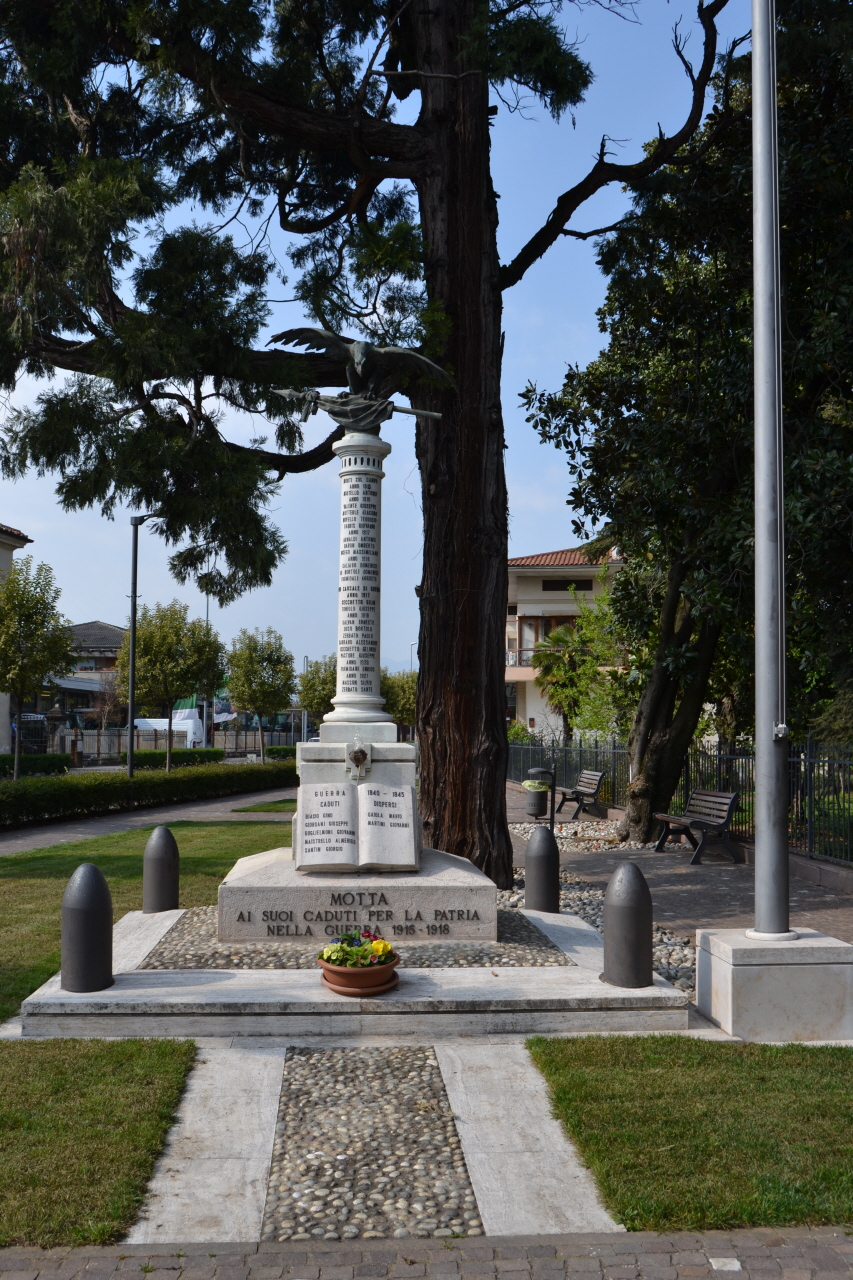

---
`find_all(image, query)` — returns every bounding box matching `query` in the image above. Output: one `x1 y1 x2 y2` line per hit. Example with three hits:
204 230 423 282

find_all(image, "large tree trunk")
619 561 722 843
410 0 513 888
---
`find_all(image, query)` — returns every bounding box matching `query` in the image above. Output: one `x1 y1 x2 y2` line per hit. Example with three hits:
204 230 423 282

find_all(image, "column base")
696 927 853 1041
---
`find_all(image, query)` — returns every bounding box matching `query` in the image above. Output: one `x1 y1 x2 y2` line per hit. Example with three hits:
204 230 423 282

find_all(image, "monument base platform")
696 927 853 1041
217 847 498 944
20 965 687 1039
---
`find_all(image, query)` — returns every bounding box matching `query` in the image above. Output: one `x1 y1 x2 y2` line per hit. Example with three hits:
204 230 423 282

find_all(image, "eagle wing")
371 346 455 389
267 327 355 360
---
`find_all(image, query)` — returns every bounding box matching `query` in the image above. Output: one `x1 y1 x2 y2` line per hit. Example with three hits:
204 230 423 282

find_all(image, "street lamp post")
127 514 155 780
750 0 796 940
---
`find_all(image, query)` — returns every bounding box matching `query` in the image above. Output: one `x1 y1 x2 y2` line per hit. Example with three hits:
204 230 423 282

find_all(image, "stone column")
323 431 394 728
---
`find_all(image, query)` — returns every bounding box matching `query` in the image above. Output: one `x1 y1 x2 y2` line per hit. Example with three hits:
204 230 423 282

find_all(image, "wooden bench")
653 789 742 865
556 769 607 820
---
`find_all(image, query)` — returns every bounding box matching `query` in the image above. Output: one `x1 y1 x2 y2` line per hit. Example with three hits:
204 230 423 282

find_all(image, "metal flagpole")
750 0 796 940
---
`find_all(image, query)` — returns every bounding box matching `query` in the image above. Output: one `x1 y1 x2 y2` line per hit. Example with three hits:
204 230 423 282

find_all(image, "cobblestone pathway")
3 1229 853 1279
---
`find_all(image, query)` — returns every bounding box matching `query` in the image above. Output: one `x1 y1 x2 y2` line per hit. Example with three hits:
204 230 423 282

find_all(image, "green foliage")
318 926 395 968
298 654 337 721
264 744 297 759
115 601 226 768
117 748 225 769
0 556 75 779
0 1040 195 1246
380 668 417 725
0 0 593 601
0 760 296 828
228 628 296 762
525 1 853 755
531 586 629 739
0 753 70 777
506 721 532 743
810 687 853 746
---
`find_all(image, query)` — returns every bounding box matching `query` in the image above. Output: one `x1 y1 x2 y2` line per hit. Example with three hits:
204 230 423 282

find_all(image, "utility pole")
750 0 796 940
127 513 155 780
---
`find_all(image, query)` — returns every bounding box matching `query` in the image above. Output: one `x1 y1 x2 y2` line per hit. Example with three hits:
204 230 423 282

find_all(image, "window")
507 604 517 616
542 578 593 592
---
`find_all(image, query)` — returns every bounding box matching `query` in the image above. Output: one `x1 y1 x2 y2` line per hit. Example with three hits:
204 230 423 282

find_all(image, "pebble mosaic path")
139 908 574 970
261 1047 482 1242
4 1228 853 1277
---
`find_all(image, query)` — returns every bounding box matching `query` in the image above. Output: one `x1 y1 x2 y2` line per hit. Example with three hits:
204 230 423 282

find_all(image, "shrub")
118 748 225 769
264 744 297 759
0 753 70 778
0 760 297 829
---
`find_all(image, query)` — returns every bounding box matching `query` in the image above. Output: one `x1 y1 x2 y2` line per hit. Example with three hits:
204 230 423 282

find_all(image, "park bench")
556 769 607 820
653 788 742 865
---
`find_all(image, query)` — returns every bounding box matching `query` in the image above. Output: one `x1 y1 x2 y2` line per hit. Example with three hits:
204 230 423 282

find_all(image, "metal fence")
12 727 189 764
507 735 853 866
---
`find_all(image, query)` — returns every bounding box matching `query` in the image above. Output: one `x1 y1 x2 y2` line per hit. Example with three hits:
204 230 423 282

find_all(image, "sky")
0 0 749 672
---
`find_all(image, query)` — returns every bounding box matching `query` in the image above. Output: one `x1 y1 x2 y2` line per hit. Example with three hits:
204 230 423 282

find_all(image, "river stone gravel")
261 1046 481 1242
138 904 574 969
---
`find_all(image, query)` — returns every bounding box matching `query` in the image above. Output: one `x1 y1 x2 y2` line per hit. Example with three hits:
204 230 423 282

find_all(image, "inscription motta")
231 892 484 937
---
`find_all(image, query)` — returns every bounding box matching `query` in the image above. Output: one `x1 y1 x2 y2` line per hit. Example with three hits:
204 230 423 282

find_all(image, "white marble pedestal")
696 927 853 1041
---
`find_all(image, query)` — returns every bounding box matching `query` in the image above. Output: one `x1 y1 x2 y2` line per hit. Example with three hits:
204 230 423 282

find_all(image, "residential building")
505 546 622 735
70 621 126 670
0 523 33 753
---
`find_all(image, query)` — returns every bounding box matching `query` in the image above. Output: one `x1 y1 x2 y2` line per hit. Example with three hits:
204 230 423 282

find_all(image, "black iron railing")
507 734 853 865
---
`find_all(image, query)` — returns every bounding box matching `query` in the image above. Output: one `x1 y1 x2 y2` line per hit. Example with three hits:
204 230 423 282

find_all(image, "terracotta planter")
317 954 400 996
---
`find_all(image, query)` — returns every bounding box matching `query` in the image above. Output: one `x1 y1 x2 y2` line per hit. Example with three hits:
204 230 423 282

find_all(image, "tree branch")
104 31 433 172
224 426 345 477
499 0 732 289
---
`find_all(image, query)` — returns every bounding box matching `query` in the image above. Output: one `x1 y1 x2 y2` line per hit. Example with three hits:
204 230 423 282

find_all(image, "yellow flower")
371 939 392 955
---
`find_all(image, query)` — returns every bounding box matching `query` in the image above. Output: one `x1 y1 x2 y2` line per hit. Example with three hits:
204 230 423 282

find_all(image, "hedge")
0 753 71 778
0 760 298 829
264 745 297 759
118 748 225 769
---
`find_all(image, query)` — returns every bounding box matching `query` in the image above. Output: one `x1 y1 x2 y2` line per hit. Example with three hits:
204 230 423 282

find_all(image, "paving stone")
675 1269 710 1277
0 1272 40 1280
639 1269 678 1280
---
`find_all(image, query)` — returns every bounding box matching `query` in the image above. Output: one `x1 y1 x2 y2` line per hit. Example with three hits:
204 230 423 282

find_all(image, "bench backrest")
684 788 739 825
576 769 605 792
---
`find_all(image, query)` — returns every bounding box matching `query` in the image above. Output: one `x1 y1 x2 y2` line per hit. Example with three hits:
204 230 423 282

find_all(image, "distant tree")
228 629 296 763
93 668 121 732
380 669 418 729
811 688 853 745
298 656 338 724
194 626 228 722
115 600 218 770
531 586 625 741
0 556 74 779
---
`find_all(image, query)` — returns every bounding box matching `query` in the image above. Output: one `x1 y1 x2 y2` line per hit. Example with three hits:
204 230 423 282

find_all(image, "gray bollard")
61 863 114 992
524 824 561 913
602 861 653 988
143 825 180 913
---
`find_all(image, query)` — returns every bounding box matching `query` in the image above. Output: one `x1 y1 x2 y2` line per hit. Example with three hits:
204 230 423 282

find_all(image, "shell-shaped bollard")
524 824 561 913
61 863 114 992
602 860 653 988
143 825 180 913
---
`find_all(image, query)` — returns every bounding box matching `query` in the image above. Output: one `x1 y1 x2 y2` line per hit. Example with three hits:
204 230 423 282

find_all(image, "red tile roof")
507 547 619 567
0 523 32 543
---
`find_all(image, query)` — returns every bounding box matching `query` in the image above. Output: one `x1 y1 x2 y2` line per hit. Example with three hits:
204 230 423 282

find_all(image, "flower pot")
317 954 400 996
526 788 548 817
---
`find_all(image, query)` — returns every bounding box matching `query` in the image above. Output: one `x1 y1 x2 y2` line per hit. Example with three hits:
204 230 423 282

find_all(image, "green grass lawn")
0 820 291 1022
528 1034 853 1231
0 1038 195 1246
232 797 297 813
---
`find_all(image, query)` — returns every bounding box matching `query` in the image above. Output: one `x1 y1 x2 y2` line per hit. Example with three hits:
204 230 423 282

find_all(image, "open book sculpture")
294 783 420 875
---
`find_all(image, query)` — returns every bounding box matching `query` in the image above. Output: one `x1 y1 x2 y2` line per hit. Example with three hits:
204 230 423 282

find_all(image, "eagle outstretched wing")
371 346 455 388
267 327 355 359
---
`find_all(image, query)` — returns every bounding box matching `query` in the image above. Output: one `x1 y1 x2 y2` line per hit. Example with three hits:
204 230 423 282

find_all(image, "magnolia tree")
0 557 74 779
228 628 296 762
